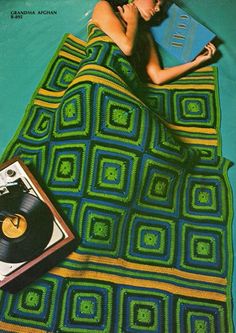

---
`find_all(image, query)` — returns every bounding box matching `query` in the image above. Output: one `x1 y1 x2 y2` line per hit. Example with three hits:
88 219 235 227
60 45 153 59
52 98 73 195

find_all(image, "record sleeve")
151 3 216 63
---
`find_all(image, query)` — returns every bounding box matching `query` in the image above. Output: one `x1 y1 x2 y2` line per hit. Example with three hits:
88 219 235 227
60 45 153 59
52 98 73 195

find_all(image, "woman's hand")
145 33 218 85
194 42 217 66
117 3 139 26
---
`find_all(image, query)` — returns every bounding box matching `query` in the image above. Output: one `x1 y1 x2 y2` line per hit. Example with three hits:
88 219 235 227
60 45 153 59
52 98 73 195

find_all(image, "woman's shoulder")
91 0 118 28
93 0 114 12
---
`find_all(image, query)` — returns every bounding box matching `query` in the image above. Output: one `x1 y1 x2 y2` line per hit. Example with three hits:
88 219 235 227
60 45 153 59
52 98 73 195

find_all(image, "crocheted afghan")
0 23 234 333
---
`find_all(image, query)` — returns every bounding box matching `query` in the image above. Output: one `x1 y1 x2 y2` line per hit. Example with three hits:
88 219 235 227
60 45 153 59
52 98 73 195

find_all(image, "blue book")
151 3 216 63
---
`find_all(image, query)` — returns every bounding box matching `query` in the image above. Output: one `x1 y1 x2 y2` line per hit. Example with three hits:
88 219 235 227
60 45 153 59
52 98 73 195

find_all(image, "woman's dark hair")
106 0 170 26
106 0 129 11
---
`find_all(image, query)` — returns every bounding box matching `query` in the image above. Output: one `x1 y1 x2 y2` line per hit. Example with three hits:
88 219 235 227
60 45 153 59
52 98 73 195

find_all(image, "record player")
0 157 77 293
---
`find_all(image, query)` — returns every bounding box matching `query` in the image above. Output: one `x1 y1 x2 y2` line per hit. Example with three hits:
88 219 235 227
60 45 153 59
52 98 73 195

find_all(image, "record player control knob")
6 169 16 177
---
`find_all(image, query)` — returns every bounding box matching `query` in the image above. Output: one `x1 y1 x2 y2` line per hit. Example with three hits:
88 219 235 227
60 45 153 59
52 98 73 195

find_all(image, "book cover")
151 3 216 63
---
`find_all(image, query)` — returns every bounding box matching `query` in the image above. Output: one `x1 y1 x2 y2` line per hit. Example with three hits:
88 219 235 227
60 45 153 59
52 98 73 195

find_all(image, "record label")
2 214 27 239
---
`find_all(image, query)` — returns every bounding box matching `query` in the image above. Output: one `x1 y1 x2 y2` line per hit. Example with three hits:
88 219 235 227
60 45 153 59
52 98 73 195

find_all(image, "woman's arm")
145 32 216 85
91 1 139 56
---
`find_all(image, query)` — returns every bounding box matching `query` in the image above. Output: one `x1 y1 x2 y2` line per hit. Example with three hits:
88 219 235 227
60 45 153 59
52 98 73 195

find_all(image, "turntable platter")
0 193 54 263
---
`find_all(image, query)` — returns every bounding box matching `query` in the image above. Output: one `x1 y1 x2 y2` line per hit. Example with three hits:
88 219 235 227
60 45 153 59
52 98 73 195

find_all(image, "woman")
91 0 216 84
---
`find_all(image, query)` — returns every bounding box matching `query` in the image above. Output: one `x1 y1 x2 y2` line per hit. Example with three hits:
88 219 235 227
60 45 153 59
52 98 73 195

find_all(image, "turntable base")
0 157 77 293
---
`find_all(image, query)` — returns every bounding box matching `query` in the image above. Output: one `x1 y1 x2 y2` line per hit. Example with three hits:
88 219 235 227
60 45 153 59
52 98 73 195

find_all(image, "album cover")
151 3 216 63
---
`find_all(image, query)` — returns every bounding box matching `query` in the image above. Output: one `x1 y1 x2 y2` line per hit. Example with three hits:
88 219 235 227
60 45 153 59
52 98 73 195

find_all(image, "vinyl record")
0 192 54 263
